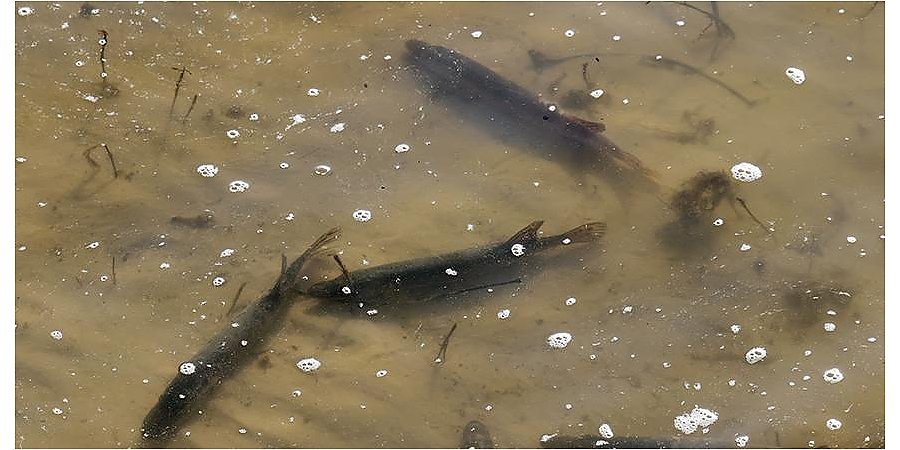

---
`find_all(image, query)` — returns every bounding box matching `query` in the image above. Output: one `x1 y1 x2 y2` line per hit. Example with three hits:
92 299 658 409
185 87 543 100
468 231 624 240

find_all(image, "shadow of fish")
138 227 340 445
304 221 605 312
404 40 657 195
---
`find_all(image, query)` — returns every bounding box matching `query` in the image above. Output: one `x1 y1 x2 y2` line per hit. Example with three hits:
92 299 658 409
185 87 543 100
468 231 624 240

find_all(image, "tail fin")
557 222 606 244
277 227 341 295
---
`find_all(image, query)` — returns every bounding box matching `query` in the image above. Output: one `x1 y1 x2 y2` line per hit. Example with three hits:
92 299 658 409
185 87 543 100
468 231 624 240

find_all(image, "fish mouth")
405 39 428 53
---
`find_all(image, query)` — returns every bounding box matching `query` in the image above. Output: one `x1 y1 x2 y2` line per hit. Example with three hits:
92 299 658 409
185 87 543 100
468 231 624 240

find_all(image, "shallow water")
14 2 884 448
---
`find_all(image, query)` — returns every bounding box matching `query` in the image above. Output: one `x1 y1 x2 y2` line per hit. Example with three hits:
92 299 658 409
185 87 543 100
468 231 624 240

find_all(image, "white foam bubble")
296 357 321 373
497 309 510 320
826 418 842 430
329 122 346 133
228 180 250 193
598 424 614 439
313 164 332 176
50 330 63 340
735 435 749 448
307 88 321 97
212 276 226 287
226 129 241 139
394 143 411 153
179 362 196 375
589 89 605 98
786 67 806 85
471 30 483 38
823 368 844 384
510 243 525 257
731 162 763 182
196 164 218 178
547 332 573 349
352 209 372 222
18 6 35 16
745 346 767 364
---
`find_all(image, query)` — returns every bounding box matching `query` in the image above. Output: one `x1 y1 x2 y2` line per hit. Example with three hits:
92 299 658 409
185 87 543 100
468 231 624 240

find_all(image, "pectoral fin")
504 220 544 246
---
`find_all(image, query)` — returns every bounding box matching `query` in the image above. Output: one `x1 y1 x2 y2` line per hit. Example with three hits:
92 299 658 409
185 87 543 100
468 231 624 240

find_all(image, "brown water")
14 2 884 448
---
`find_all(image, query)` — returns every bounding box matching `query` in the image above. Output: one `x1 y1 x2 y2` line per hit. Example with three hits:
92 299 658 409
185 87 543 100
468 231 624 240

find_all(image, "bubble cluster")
824 322 836 332
307 88 321 96
589 89 605 98
713 218 724 226
598 424 614 439
226 129 241 139
547 332 573 349
786 67 806 85
565 297 577 306
196 164 218 178
826 418 842 430
497 309 510 320
329 122 346 133
212 276 226 287
179 362 196 375
735 435 750 448
50 330 63 340
18 6 35 16
731 162 763 182
470 30 483 38
220 248 235 257
510 243 525 257
745 346 767 364
85 241 100 249
394 143 411 153
823 368 844 384
352 209 372 222
673 407 718 435
228 180 250 193
296 357 321 373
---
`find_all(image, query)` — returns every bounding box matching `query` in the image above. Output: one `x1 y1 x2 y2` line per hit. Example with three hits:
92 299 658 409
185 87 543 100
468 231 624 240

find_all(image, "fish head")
404 40 465 86
140 368 211 441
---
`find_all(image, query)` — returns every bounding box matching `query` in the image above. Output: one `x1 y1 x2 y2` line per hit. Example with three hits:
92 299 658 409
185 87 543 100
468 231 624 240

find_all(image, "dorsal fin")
504 220 544 245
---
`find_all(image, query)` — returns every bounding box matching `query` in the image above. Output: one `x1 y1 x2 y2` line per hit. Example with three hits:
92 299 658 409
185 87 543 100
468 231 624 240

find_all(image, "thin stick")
429 278 522 301
169 66 190 117
225 282 249 318
111 255 117 285
181 94 199 123
433 322 458 365
736 197 773 233
98 30 109 80
82 143 118 178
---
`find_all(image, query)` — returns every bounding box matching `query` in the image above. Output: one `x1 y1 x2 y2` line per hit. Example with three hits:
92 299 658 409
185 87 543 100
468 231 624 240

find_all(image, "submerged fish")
404 40 656 189
460 420 494 449
539 434 727 449
305 221 605 308
140 228 340 443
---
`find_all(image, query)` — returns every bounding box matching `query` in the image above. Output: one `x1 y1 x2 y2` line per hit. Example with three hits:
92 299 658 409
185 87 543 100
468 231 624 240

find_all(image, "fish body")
306 221 605 306
140 228 340 443
460 420 494 449
404 40 654 183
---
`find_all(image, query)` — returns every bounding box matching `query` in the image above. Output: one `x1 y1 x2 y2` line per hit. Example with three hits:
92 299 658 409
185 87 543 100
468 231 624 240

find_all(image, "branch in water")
433 323 458 365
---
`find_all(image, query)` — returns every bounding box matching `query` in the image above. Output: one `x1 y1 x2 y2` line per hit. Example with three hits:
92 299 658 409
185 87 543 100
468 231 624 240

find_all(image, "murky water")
15 2 884 448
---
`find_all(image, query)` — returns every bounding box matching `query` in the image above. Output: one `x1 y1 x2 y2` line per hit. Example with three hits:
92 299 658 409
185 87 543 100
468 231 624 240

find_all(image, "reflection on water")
15 2 884 448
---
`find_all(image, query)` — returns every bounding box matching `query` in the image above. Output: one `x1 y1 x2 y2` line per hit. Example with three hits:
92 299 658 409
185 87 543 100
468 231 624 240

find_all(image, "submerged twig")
736 197 773 233
433 322 458 365
98 30 109 80
169 66 191 117
111 255 117 285
82 143 119 178
181 94 199 123
640 56 756 107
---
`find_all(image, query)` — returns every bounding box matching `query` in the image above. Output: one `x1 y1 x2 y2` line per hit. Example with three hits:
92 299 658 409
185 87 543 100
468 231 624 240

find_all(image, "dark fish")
528 49 600 73
539 434 727 449
460 420 494 449
140 228 340 443
306 221 605 308
656 171 734 255
170 212 215 229
404 40 656 188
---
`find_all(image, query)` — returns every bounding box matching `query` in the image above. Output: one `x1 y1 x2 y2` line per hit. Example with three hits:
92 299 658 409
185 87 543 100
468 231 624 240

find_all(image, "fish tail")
554 221 607 244
277 227 342 295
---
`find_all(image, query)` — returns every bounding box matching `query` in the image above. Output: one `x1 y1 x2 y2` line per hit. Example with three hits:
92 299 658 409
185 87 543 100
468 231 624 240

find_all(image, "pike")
404 40 656 188
305 221 605 307
539 434 730 449
139 228 340 443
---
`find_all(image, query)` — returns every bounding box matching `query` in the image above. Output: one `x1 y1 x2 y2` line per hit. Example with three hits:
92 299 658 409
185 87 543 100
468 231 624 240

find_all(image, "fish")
460 420 494 449
139 227 340 443
539 433 728 449
404 40 656 190
305 220 605 309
